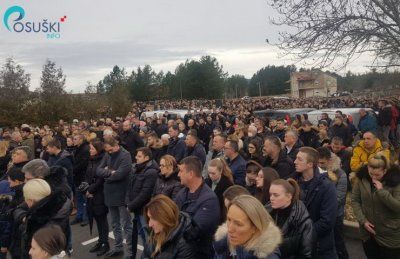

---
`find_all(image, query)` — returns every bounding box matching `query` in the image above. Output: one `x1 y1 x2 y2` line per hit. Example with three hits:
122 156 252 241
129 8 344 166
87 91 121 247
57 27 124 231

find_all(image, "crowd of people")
0 95 399 259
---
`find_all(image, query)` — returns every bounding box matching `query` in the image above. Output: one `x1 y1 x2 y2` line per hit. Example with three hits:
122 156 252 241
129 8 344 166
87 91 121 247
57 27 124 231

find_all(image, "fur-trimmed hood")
214 221 282 258
357 164 400 187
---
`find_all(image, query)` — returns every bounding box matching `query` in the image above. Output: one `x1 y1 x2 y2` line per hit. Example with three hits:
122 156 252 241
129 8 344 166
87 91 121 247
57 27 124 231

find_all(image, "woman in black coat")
142 195 196 259
152 155 182 200
267 178 313 259
22 179 71 259
205 158 233 223
85 139 109 256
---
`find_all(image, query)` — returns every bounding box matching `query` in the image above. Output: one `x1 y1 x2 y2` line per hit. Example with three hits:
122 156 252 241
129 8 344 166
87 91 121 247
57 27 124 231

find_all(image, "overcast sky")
0 0 373 92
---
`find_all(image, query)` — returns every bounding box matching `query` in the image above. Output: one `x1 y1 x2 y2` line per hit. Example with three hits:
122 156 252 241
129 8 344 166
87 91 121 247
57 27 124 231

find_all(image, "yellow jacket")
350 139 390 172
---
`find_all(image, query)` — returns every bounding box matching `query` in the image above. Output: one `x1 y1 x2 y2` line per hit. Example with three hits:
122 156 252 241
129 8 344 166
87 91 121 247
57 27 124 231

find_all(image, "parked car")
254 108 316 121
307 108 376 128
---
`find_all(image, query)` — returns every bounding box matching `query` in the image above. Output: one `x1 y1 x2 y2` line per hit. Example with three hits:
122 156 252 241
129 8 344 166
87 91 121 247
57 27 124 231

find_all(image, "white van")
307 108 376 128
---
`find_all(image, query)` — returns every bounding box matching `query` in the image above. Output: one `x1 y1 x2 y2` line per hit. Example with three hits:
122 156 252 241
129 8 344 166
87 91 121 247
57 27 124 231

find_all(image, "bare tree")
268 0 400 69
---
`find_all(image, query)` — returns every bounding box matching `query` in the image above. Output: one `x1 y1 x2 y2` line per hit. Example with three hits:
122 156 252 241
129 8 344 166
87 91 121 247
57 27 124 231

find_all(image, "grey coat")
96 147 132 207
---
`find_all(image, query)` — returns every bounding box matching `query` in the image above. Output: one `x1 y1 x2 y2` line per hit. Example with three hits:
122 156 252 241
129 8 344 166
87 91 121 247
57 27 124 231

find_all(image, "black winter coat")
264 150 295 179
185 143 207 166
127 160 159 213
285 140 303 163
119 129 144 161
86 152 108 216
47 150 74 188
205 174 233 223
45 166 73 199
142 212 197 259
22 191 71 258
268 201 313 259
299 129 320 149
97 147 132 207
378 106 392 126
293 168 338 258
330 124 352 147
152 171 182 200
73 141 90 186
167 137 186 163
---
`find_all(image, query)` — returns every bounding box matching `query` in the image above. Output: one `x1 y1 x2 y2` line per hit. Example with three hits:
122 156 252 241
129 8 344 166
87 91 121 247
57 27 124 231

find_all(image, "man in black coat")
293 147 338 258
167 125 186 163
46 139 74 189
71 134 90 225
330 116 353 147
224 140 246 186
119 120 144 162
184 130 207 166
127 147 159 258
96 137 133 258
175 156 220 259
377 99 392 142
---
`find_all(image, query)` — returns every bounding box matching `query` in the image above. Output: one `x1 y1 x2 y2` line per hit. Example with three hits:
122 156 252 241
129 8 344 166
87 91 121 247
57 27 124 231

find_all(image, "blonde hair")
160 155 177 171
144 195 179 257
0 141 9 157
23 179 51 202
209 158 234 183
368 152 389 170
229 195 280 248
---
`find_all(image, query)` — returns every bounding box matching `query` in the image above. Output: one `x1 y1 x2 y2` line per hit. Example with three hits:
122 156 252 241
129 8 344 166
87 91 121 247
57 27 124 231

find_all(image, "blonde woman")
205 158 234 223
152 155 182 200
21 179 71 258
214 195 282 259
142 195 196 259
352 153 400 258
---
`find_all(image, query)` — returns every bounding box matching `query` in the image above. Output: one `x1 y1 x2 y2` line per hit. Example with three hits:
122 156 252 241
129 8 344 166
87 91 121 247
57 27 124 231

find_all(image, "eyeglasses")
159 164 168 168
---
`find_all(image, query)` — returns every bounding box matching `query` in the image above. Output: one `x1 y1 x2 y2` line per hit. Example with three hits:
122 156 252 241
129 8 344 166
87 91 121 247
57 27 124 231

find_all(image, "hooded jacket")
127 160 159 213
142 212 196 259
213 221 282 259
350 139 390 172
351 165 400 248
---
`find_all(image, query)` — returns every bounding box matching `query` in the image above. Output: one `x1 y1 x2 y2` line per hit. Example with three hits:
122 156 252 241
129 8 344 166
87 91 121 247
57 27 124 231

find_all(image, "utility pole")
258 82 262 97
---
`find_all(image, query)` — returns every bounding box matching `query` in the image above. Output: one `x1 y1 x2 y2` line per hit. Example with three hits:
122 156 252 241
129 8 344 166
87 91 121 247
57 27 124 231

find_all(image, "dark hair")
180 156 202 178
227 140 239 153
223 185 250 202
255 167 280 204
32 225 66 256
317 146 332 160
90 138 104 154
271 178 300 202
47 139 61 149
21 127 31 133
7 167 25 182
331 136 343 145
169 125 179 131
137 147 153 160
246 160 263 174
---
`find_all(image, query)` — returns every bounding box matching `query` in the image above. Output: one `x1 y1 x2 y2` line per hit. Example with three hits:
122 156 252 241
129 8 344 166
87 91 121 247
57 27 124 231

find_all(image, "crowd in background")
0 95 399 259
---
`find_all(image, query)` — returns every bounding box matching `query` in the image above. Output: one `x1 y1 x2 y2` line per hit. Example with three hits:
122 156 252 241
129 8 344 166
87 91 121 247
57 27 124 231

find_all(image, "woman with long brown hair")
205 158 234 223
143 195 196 259
255 167 280 205
268 178 313 259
